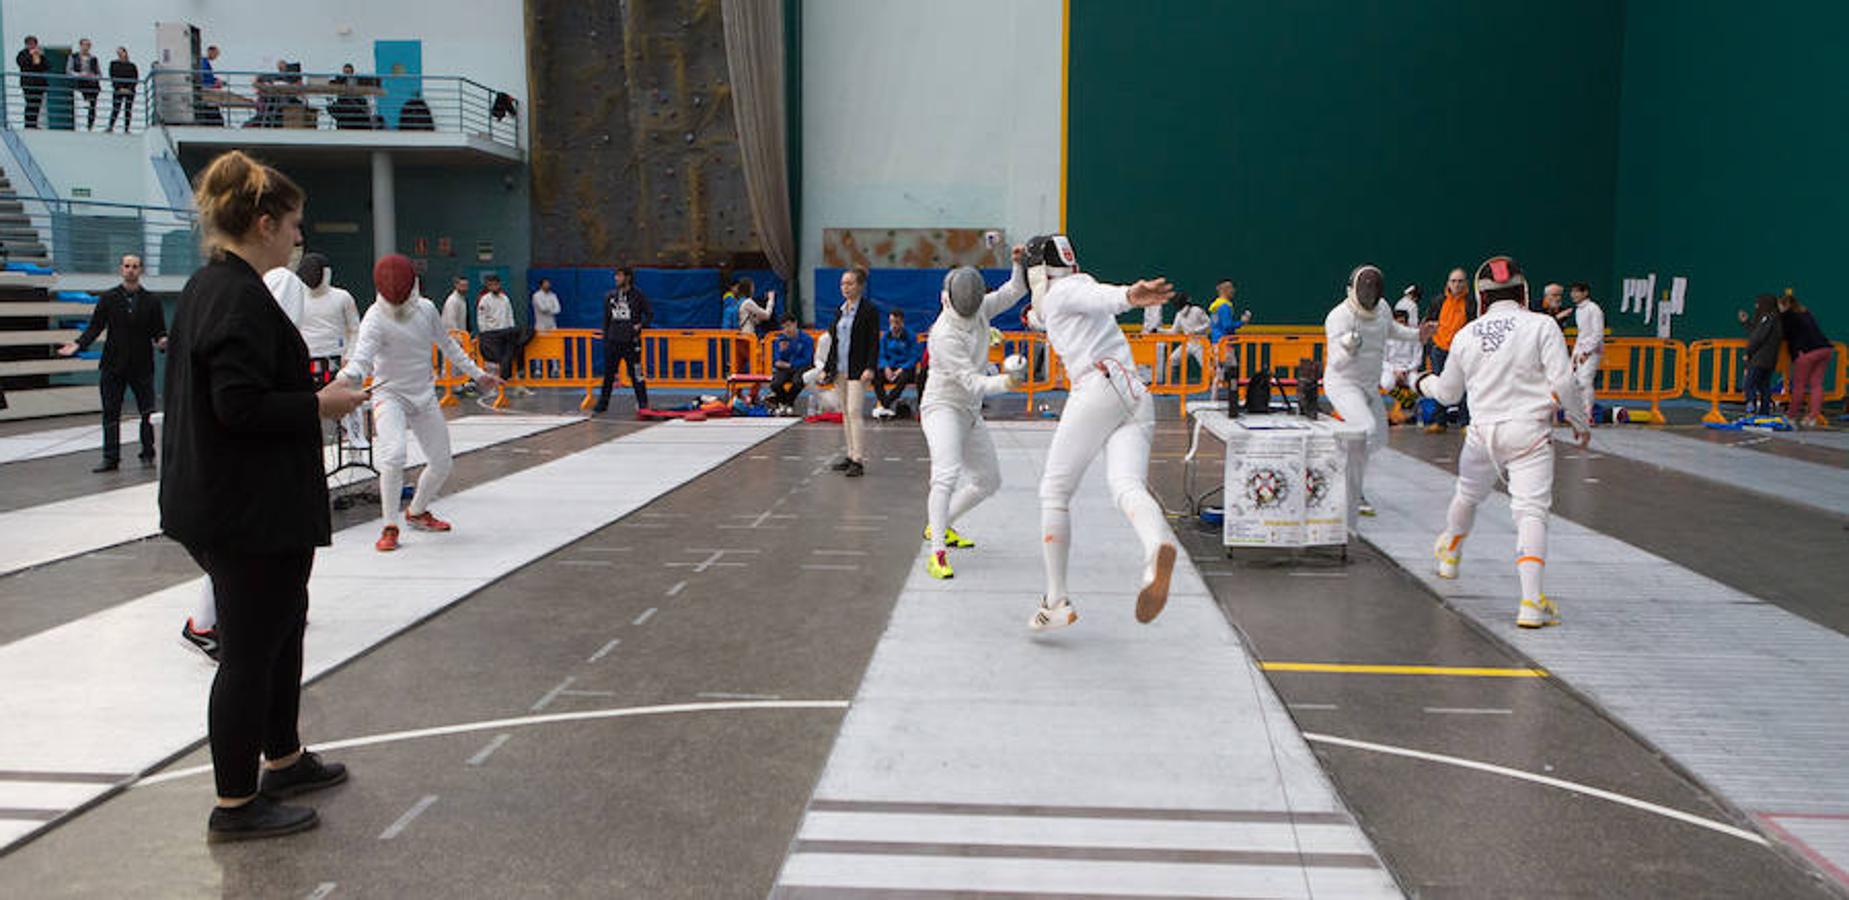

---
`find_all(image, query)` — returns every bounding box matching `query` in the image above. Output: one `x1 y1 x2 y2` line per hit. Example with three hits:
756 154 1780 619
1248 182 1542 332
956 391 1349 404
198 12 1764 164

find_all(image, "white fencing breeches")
1039 375 1169 603
923 404 1001 553
1445 419 1555 600
1325 378 1386 497
1573 351 1600 423
838 379 866 462
373 393 454 528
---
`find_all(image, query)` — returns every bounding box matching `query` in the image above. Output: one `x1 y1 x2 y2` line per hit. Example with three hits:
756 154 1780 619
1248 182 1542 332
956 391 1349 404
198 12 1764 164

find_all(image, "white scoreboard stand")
1183 409 1366 559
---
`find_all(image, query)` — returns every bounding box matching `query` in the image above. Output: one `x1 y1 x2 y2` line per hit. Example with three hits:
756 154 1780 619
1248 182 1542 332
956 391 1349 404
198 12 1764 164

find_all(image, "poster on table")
1223 425 1308 546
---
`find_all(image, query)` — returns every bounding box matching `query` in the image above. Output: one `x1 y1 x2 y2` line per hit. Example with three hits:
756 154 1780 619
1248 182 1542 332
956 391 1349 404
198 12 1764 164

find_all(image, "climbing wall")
527 0 763 268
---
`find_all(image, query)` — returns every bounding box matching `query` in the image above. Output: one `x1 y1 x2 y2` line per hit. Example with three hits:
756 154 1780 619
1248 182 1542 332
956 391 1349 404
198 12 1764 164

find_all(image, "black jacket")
1743 313 1783 370
110 59 139 90
160 253 330 553
823 298 880 379
1782 309 1830 356
602 285 652 345
75 285 166 376
17 49 49 86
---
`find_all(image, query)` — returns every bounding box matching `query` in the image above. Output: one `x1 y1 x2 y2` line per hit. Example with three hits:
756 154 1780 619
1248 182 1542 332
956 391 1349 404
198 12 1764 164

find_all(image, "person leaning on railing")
16 36 50 129
108 47 138 133
67 38 103 130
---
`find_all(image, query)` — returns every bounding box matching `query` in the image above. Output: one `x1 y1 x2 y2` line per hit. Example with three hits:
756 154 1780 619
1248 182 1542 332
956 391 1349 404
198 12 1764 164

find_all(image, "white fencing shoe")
1029 597 1078 632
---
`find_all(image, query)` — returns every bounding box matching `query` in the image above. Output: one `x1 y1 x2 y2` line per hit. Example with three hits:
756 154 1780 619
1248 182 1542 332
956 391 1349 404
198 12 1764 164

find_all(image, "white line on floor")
749 455 770 460
665 581 687 597
136 701 853 788
883 457 903 462
530 676 577 712
378 795 439 840
617 523 669 529
1286 571 1348 578
1289 703 1341 711
587 639 621 663
811 549 868 556
1584 477 1601 484
697 692 782 701
560 690 616 698
559 560 615 568
801 564 860 571
577 546 632 554
640 512 685 519
836 526 881 532
84 552 137 561
1422 707 1513 715
305 883 337 900
1302 732 1769 846
465 734 511 766
842 514 890 521
633 608 658 626
782 455 805 460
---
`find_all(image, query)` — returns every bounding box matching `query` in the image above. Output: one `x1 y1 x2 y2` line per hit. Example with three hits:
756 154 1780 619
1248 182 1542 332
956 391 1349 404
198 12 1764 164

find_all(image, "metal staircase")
0 166 52 268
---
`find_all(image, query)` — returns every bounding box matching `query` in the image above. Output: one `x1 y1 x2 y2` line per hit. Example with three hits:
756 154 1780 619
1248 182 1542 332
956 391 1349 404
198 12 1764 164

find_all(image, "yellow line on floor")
1260 662 1548 678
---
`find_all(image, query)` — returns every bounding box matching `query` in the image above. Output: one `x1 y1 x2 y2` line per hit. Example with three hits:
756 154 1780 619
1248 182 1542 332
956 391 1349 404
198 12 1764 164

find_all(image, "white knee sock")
192 579 217 630
1041 504 1071 603
1516 516 1547 601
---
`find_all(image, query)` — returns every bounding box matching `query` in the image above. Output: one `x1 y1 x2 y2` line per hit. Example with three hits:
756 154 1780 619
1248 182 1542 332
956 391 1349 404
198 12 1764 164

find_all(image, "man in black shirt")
17 36 50 129
595 267 651 413
59 255 167 471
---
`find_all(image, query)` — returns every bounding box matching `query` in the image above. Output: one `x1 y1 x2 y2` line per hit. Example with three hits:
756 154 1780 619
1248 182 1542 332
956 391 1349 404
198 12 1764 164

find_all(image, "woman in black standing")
161 150 369 842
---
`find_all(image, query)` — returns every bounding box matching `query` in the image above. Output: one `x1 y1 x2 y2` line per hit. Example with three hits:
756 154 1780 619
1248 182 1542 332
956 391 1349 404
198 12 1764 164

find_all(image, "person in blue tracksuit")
872 308 921 418
767 314 815 412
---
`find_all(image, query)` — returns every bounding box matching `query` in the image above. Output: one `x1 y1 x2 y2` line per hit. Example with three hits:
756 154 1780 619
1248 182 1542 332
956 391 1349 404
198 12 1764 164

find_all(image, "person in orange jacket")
1424 267 1474 433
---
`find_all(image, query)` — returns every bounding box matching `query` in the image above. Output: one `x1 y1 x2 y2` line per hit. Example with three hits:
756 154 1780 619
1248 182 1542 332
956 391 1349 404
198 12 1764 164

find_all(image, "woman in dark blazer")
161 150 368 843
822 266 881 476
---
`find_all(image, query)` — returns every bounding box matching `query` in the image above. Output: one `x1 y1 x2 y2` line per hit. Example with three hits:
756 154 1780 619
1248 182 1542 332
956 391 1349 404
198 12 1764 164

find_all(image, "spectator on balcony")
17 36 49 129
252 60 308 128
531 278 560 332
399 94 436 131
768 314 813 413
57 254 166 471
67 38 103 130
108 47 138 133
328 63 375 130
872 308 920 419
194 45 224 126
441 276 469 332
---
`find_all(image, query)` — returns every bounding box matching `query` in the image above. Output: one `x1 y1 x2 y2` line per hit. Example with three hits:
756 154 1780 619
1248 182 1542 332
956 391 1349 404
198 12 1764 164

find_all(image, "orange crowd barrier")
505 328 603 409
1591 337 1685 420
1217 330 1326 392
1128 333 1213 416
1688 338 1848 422
434 329 479 407
641 329 761 389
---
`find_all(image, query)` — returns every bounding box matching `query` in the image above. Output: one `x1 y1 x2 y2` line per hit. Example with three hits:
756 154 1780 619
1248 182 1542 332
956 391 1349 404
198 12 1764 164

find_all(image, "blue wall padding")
526 267 789 330
813 268 1024 332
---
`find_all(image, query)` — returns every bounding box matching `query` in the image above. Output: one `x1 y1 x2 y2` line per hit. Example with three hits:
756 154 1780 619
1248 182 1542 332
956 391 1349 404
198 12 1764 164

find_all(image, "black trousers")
598 341 648 410
109 89 135 131
478 328 525 381
186 544 313 799
22 86 44 128
769 365 809 406
99 367 156 463
78 86 100 128
874 366 917 408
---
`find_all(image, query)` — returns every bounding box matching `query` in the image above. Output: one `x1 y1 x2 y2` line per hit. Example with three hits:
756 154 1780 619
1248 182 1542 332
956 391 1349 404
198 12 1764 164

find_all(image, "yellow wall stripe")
1059 0 1070 231
1260 662 1549 678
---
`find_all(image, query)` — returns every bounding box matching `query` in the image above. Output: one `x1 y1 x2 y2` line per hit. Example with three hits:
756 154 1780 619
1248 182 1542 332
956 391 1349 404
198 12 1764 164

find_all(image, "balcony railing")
1 68 521 151
0 195 198 277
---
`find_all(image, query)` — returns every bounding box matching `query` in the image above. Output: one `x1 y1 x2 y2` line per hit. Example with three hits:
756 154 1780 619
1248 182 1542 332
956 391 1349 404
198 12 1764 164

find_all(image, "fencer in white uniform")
1323 265 1428 515
1023 234 1178 631
919 255 1028 579
1417 256 1588 629
1570 286 1604 424
296 253 365 445
338 254 502 552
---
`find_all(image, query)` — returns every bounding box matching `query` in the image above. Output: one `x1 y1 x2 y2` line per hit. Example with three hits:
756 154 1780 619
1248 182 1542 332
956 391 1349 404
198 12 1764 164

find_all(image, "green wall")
290 164 532 327
1614 0 1847 339
1067 0 1623 324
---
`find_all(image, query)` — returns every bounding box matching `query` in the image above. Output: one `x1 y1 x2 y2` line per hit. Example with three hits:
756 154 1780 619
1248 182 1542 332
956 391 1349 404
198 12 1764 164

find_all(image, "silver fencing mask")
944 266 987 318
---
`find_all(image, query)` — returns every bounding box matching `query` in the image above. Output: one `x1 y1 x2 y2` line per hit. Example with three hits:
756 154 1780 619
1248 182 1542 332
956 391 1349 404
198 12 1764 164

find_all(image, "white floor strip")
0 414 165 465
773 422 1399 899
0 418 792 852
1362 446 1849 875
1584 427 1849 515
0 414 583 579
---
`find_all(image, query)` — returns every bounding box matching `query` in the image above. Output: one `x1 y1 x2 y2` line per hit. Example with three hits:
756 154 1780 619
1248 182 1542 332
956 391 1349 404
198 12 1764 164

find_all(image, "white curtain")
722 0 796 282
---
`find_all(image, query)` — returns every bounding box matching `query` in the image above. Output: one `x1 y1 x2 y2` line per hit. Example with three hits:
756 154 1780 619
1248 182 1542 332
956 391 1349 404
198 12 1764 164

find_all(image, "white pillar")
370 151 396 258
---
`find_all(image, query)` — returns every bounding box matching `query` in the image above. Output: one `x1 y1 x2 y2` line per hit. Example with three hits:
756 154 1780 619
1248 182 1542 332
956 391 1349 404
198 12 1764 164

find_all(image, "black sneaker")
829 457 853 471
259 750 349 799
844 460 865 478
180 619 221 663
592 403 608 414
207 795 318 843
92 460 120 473
139 454 156 468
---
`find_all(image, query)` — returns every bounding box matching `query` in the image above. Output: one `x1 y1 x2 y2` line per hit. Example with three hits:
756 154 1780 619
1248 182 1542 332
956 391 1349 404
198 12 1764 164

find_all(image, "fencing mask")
374 253 417 306
1473 255 1527 315
296 252 329 291
1023 234 1077 305
1346 264 1383 312
943 266 987 319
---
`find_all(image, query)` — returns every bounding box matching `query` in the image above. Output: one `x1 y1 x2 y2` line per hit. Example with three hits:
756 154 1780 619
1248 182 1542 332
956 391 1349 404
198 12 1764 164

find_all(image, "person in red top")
1424 267 1474 433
